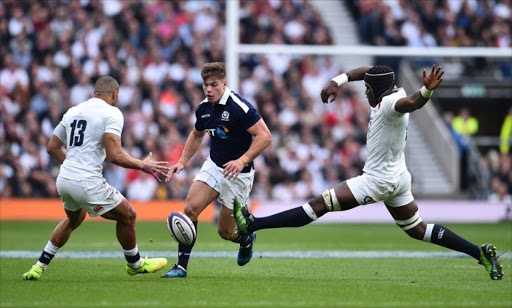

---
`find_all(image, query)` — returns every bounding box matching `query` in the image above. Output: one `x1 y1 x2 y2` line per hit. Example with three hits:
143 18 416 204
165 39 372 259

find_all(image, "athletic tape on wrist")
420 86 433 98
331 73 348 87
178 156 189 165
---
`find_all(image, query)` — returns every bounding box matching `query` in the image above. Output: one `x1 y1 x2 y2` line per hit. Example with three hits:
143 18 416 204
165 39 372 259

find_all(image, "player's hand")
141 152 171 182
165 162 185 182
423 64 444 90
222 160 244 180
320 80 339 104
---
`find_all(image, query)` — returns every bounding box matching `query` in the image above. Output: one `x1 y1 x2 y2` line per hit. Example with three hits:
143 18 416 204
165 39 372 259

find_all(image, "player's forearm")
48 147 66 164
401 90 430 113
331 66 372 85
241 133 272 163
179 132 204 165
109 150 144 170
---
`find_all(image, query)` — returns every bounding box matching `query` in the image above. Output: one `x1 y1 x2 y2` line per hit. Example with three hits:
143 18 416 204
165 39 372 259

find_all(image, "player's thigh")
185 180 219 219
216 172 254 210
330 181 362 211
386 200 419 220
386 200 426 239
56 177 84 212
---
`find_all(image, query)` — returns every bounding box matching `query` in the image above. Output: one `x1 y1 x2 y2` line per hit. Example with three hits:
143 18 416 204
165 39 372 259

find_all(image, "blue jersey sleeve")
240 107 261 130
194 104 205 131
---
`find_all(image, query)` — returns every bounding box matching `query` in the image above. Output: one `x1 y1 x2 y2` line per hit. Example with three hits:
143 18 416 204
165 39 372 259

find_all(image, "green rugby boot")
23 265 44 280
478 244 504 280
233 198 254 236
126 256 168 276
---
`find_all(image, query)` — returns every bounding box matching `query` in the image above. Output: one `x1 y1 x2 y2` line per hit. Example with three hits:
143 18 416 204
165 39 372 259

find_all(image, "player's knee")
321 188 342 212
68 211 86 230
395 212 426 240
127 206 136 224
406 222 427 240
217 226 234 240
183 206 199 222
309 196 329 216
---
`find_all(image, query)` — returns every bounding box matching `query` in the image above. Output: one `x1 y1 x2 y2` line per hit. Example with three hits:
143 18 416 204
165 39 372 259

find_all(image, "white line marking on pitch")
1 251 511 259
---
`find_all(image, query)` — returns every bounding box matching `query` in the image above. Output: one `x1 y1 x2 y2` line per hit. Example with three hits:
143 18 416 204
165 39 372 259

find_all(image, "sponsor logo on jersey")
205 125 230 139
216 125 229 139
201 114 210 118
221 111 230 121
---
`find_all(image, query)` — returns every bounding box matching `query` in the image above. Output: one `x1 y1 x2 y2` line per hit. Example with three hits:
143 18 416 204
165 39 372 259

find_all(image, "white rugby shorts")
193 157 254 210
56 177 124 217
346 170 414 208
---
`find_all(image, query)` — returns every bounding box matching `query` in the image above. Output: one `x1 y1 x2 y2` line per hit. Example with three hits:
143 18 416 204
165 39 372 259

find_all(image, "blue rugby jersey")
195 87 261 172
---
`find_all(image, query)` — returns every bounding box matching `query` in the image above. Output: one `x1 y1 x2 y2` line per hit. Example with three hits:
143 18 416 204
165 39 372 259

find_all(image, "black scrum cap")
364 66 395 103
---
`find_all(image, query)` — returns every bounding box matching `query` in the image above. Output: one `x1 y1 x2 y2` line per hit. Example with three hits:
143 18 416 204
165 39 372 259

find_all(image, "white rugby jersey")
363 88 408 178
53 98 123 180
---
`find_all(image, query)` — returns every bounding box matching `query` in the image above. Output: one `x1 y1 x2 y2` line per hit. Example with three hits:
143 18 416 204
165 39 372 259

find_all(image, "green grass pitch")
1 221 511 307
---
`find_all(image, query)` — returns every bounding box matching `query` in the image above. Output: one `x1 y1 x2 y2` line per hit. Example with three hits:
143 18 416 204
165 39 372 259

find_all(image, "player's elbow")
263 131 272 147
47 141 60 157
106 150 122 165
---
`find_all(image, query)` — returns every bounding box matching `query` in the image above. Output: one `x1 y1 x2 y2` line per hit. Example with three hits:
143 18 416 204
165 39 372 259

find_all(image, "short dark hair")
364 65 395 103
94 76 119 94
201 62 226 81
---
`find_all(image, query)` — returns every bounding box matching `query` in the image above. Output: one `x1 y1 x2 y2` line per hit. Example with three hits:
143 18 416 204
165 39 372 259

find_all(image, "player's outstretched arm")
165 128 206 182
320 66 372 103
395 64 444 114
104 133 171 182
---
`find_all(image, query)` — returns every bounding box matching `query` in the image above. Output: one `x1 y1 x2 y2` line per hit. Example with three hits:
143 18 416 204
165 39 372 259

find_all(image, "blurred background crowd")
1 0 510 204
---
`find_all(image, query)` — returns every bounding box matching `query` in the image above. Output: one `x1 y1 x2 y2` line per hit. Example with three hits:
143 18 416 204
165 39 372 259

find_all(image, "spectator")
499 107 512 154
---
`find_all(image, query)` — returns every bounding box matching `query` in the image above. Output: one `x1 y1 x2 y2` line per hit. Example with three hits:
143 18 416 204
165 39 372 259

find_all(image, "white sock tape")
322 188 341 212
395 212 420 226
301 203 318 221
423 223 434 242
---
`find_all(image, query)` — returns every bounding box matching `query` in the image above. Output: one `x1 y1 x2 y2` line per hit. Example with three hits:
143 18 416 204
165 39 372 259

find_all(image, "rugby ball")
167 211 196 245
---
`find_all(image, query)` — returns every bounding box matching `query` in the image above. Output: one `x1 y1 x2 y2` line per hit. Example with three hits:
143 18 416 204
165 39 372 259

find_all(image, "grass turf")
1 221 511 307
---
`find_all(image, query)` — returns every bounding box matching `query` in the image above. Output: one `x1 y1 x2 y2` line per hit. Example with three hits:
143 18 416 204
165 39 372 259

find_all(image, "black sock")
124 251 141 264
233 234 252 246
38 250 56 265
177 221 198 270
250 206 313 233
429 224 480 260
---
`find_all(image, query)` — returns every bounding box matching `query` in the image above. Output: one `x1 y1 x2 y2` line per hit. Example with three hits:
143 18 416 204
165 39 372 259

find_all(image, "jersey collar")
218 87 231 105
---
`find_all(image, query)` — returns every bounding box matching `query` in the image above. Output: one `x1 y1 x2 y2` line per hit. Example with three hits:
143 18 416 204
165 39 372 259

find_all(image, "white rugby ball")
167 211 196 245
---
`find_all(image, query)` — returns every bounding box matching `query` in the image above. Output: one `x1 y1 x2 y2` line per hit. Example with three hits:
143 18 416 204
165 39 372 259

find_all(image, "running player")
233 64 504 280
23 76 170 280
161 62 272 278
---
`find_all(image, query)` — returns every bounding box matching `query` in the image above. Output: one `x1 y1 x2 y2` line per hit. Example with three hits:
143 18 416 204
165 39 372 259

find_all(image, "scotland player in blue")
161 62 272 278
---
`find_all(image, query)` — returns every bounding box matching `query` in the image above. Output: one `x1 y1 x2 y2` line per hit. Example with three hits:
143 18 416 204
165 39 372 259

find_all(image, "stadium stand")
1 0 510 202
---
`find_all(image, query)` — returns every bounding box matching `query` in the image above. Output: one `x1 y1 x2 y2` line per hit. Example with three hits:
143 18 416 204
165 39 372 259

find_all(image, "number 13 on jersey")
69 119 87 146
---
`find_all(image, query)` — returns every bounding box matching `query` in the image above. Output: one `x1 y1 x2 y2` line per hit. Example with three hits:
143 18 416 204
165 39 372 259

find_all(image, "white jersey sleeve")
53 121 67 144
105 108 123 136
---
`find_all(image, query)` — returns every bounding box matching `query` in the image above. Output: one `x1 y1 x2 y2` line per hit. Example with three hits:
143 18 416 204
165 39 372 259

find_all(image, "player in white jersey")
23 76 170 280
233 65 504 280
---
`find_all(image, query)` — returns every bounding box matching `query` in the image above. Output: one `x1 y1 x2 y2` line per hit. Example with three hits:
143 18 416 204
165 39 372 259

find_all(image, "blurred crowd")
347 0 512 78
1 0 510 204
